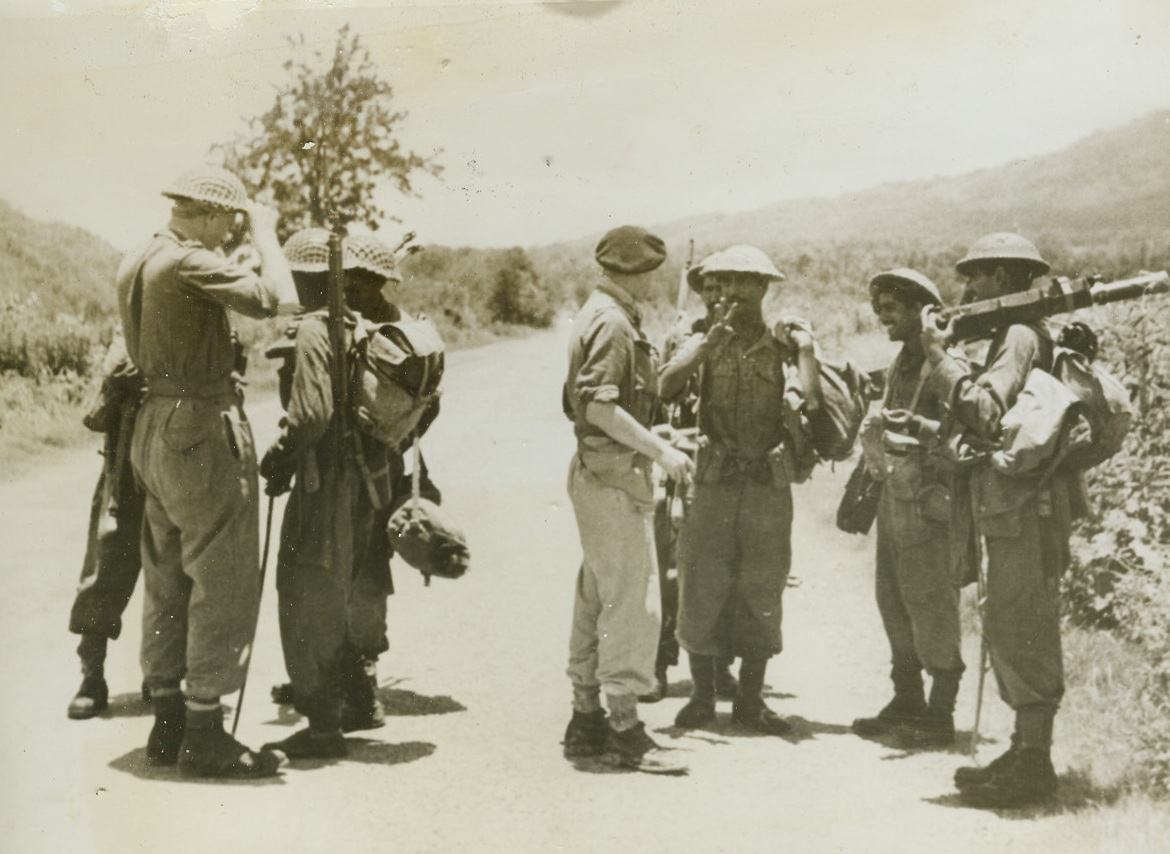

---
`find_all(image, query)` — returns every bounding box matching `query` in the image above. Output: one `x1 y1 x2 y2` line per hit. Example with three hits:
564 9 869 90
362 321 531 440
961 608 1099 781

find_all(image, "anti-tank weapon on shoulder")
937 270 1170 342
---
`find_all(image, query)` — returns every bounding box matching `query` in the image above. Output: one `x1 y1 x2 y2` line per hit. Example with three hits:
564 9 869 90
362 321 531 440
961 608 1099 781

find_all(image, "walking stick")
232 492 276 738
969 533 989 759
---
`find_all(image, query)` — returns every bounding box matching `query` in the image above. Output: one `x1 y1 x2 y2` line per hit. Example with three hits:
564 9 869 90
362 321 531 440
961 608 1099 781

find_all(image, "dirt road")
0 324 1136 853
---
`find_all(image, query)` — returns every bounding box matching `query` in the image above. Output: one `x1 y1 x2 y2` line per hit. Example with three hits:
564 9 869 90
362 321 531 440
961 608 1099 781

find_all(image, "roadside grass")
0 371 100 480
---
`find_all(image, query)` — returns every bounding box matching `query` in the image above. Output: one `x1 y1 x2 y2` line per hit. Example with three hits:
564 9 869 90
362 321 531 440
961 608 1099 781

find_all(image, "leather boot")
902 668 963 748
340 657 385 732
68 634 109 720
177 704 285 779
714 654 738 700
852 658 927 736
956 706 1057 805
674 653 716 728
732 657 791 735
146 689 187 766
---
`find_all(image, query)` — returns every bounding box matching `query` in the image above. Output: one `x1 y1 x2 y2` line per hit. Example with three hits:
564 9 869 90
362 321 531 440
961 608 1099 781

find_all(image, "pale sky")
2 0 1169 252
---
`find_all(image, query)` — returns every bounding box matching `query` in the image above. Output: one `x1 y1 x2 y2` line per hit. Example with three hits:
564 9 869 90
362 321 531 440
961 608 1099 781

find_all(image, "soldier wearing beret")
851 269 965 749
561 225 694 774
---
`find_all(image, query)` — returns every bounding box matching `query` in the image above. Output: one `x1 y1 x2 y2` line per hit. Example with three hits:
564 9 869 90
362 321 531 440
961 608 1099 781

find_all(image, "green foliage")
487 248 555 327
217 25 441 238
0 292 102 377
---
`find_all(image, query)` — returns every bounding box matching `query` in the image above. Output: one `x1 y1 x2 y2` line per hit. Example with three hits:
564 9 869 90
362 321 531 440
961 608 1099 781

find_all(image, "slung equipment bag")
1050 347 1132 470
808 359 870 462
352 316 445 449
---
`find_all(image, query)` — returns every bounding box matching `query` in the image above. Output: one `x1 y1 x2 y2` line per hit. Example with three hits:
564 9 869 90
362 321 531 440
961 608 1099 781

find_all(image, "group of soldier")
61 164 1071 805
562 226 1071 807
64 166 432 777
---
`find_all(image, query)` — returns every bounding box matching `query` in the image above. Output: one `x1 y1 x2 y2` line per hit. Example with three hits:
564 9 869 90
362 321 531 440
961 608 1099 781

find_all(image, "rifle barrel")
1090 271 1170 306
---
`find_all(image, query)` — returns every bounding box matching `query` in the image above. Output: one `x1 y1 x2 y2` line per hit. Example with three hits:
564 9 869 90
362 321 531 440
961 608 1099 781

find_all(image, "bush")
0 291 102 377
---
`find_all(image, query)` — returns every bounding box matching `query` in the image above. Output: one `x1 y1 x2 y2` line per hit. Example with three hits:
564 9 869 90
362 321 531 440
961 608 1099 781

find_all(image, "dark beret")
594 225 667 274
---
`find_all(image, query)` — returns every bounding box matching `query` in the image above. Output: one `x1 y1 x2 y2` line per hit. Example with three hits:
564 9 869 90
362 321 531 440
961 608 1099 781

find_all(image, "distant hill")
531 109 1170 339
0 199 122 321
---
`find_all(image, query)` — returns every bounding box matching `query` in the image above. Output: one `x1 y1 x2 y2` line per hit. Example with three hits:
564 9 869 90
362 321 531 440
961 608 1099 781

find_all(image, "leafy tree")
216 24 441 239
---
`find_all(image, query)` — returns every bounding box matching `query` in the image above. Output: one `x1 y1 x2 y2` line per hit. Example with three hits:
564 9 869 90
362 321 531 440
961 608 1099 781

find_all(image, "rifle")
939 270 1170 342
326 221 348 468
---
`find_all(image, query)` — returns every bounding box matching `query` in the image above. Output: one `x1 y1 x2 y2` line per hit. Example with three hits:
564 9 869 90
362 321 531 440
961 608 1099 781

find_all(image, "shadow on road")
658 713 850 746
108 748 286 786
923 768 1126 817
346 738 437 767
376 684 466 717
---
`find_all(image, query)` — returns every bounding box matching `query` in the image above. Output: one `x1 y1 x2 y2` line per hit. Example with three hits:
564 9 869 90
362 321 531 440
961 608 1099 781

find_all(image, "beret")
594 225 667 275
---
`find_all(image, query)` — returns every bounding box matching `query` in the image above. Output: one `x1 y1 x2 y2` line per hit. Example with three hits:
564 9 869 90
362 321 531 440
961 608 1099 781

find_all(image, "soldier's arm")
927 324 1042 443
584 401 693 481
262 318 335 473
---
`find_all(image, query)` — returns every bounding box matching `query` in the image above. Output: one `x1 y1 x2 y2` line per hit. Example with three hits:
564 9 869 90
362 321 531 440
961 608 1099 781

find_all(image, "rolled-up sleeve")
177 247 281 319
573 309 632 408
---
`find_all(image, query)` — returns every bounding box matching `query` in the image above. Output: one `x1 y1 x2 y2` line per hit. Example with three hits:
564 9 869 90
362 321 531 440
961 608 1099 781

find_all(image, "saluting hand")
245 202 280 237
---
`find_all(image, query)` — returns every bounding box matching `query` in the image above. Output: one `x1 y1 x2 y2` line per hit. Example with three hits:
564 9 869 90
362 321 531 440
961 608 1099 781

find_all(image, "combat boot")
714 654 738 700
732 657 791 735
957 746 1058 808
954 736 1019 790
674 653 716 728
146 689 187 766
340 657 385 733
562 708 609 758
901 668 963 749
852 659 927 737
177 704 285 779
67 634 109 719
601 722 688 775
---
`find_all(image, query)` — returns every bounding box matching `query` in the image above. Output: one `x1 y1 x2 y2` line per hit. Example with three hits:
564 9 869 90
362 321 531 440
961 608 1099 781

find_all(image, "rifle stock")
940 270 1170 342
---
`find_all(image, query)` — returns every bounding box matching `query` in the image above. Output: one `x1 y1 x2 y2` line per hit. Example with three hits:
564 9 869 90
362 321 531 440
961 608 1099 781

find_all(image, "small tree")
217 24 440 238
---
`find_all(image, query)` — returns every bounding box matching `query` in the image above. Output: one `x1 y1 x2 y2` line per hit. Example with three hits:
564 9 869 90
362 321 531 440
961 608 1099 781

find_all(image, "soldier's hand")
881 408 915 435
656 444 695 483
264 468 293 497
773 315 815 352
920 306 952 363
244 202 280 236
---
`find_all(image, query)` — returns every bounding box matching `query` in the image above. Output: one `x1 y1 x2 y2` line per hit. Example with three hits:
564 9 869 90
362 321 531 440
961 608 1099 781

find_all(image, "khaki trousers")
566 452 661 700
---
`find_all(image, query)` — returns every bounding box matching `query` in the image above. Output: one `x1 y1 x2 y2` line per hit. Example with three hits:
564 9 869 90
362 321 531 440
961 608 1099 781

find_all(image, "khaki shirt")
116 229 281 394
563 281 659 455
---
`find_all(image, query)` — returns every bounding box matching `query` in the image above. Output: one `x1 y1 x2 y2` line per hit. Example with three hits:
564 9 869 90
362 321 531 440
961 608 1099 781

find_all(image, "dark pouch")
837 459 882 535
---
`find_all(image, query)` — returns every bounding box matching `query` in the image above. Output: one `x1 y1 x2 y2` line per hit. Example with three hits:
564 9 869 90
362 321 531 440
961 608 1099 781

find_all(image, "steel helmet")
161 166 250 212
869 268 942 308
955 232 1050 277
345 234 402 282
282 227 331 272
688 245 785 292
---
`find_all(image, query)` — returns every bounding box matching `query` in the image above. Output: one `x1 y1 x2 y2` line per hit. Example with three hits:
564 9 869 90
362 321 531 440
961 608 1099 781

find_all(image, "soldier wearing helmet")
259 230 437 758
921 232 1079 807
851 268 965 749
660 244 821 736
115 165 299 779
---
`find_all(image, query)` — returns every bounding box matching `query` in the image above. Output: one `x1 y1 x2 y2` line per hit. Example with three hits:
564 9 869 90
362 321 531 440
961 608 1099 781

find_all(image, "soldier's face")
875 292 921 342
700 280 723 313
964 264 1011 301
201 209 237 250
708 272 768 311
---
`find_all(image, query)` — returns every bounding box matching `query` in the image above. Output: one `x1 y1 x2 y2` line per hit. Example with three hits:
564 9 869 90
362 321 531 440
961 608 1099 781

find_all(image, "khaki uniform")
564 282 662 701
929 323 1078 711
117 230 281 700
674 325 793 659
874 349 963 678
70 342 145 642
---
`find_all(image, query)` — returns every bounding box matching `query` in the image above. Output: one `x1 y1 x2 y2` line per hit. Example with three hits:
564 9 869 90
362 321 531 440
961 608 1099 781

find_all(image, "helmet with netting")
955 232 1050 277
161 166 250 212
344 234 402 282
282 228 331 273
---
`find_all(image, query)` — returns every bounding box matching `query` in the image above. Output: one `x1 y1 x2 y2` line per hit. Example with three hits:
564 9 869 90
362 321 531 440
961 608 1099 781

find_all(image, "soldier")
640 264 739 703
260 230 433 756
118 166 299 778
921 233 1076 807
562 225 694 774
851 269 965 748
66 335 146 719
661 245 820 735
